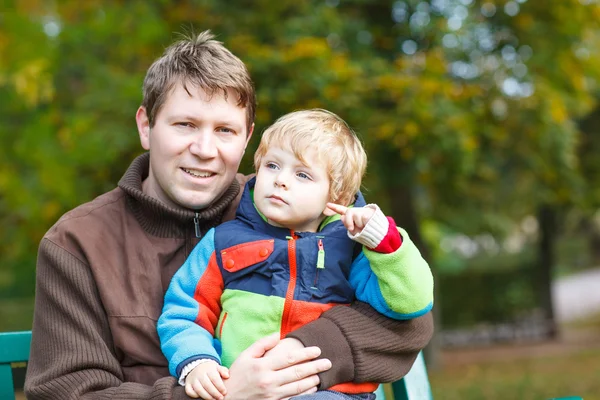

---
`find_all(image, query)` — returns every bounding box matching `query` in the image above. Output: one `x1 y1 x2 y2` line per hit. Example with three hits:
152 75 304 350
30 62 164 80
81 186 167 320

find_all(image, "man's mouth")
181 168 215 178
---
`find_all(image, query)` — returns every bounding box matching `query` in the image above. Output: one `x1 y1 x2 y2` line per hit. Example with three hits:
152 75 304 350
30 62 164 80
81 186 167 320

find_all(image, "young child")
157 109 434 400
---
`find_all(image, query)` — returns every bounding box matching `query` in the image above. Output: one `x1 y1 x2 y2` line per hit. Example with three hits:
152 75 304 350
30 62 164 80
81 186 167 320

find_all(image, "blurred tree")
221 0 600 360
1 0 600 362
578 103 600 265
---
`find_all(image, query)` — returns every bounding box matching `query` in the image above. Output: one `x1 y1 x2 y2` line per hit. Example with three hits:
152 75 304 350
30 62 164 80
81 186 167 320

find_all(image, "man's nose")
189 130 218 159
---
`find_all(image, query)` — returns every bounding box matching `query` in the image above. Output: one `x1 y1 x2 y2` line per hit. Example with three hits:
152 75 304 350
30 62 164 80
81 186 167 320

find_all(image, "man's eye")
218 127 235 134
176 122 193 128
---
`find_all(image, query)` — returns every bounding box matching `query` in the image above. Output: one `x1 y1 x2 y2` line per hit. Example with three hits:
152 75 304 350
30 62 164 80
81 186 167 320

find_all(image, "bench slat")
0 331 31 364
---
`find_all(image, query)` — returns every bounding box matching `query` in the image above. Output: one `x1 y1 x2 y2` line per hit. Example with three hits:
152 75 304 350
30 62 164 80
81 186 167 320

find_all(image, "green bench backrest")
0 330 434 400
0 331 31 400
375 352 433 400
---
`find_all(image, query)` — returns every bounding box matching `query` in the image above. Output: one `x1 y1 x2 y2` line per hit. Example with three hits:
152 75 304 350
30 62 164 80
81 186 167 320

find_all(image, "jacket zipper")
280 231 298 338
193 212 201 238
312 239 325 290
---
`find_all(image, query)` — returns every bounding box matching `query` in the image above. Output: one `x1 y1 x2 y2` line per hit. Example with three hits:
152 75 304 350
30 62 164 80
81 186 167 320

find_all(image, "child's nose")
274 174 288 188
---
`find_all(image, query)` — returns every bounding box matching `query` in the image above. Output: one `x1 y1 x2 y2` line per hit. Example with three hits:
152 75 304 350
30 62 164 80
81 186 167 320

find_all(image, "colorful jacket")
158 178 433 393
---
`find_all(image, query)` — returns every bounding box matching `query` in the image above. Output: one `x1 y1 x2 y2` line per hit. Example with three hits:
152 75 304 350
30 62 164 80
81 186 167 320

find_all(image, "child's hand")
326 203 375 236
184 360 230 400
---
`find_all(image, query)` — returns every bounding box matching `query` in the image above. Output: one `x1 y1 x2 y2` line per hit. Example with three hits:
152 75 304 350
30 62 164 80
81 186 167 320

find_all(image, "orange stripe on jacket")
193 252 223 335
282 301 378 394
329 382 378 394
282 300 337 336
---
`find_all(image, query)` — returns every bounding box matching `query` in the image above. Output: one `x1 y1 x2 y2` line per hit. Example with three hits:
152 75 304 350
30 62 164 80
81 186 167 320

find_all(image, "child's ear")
323 197 340 217
323 205 337 217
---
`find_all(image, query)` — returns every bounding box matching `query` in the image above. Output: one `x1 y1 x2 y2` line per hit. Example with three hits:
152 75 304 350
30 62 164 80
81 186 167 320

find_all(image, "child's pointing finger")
326 202 348 215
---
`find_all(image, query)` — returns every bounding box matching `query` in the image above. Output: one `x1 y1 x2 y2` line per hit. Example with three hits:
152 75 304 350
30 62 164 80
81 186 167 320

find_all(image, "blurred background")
1 0 600 399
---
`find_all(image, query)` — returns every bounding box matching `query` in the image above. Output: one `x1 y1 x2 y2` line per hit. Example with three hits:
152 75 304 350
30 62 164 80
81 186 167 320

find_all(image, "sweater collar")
118 153 240 237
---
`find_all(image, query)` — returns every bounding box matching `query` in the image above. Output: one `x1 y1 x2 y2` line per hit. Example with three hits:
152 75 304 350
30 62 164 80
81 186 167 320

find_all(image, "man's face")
254 146 331 233
136 83 253 210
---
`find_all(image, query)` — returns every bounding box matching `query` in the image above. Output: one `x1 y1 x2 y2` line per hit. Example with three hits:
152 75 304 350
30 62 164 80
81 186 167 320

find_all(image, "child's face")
254 146 331 233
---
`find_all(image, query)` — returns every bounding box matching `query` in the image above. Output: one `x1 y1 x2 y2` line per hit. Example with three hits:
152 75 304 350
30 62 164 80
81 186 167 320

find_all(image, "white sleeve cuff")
347 204 388 249
178 358 217 386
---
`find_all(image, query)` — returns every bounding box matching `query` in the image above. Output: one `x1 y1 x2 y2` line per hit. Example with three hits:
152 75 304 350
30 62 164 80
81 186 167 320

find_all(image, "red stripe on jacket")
193 252 224 335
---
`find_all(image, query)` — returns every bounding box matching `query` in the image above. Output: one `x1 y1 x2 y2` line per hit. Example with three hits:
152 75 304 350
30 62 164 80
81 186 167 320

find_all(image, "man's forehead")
170 80 238 104
163 82 247 120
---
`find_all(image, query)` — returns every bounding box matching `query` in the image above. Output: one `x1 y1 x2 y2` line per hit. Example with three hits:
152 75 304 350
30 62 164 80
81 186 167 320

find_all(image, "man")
24 31 433 400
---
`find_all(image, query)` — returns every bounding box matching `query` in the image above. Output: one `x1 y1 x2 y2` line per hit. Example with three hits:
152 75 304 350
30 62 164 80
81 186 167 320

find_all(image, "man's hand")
326 203 375 236
223 333 332 400
185 360 230 400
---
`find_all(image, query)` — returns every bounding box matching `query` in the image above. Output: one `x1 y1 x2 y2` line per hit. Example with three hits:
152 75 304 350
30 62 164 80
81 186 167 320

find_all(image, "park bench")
0 330 432 400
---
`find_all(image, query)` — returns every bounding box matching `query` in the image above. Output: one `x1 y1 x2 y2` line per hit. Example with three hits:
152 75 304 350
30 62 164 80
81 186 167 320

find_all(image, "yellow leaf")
323 85 340 101
283 37 330 62
404 121 419 138
12 59 54 106
42 201 61 222
549 97 568 123
514 14 534 30
375 123 396 140
463 136 478 152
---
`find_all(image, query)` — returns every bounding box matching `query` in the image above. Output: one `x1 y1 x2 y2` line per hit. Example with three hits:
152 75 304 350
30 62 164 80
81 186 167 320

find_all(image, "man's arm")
24 238 190 400
290 203 433 389
287 302 434 389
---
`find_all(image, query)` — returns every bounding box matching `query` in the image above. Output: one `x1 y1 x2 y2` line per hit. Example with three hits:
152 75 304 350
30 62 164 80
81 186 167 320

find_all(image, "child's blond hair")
254 109 367 206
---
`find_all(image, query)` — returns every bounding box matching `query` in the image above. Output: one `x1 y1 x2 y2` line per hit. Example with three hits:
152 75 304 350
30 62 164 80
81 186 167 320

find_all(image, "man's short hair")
142 30 256 132
254 109 367 206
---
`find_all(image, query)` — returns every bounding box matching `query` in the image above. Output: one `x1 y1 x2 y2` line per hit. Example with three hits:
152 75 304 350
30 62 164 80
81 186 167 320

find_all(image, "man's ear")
245 122 255 147
136 106 151 150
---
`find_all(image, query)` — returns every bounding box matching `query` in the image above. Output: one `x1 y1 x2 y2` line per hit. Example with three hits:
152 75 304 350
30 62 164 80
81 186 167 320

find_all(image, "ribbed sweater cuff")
286 316 354 389
347 204 387 249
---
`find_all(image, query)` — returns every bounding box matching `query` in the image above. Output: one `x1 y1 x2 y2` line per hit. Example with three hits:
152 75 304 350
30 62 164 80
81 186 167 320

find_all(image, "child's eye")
297 172 312 180
266 162 279 170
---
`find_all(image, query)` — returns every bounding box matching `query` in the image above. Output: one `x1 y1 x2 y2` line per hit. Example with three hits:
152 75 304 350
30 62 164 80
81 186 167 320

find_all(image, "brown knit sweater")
24 153 433 399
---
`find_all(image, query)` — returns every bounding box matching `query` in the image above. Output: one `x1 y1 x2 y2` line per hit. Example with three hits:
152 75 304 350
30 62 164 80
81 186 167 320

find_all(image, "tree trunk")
585 218 600 266
385 181 442 371
377 148 441 370
537 205 558 339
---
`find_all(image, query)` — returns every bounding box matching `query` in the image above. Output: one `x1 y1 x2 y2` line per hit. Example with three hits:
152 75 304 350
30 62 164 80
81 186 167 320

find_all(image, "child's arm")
326 203 433 319
157 228 226 386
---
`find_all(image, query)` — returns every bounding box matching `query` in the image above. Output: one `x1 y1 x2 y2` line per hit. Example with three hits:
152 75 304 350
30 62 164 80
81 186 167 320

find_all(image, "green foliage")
1 1 599 308
0 298 34 331
438 260 537 328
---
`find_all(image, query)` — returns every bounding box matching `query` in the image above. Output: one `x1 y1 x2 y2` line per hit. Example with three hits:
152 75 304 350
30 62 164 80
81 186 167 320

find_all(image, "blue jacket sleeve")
157 228 224 378
348 227 433 320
